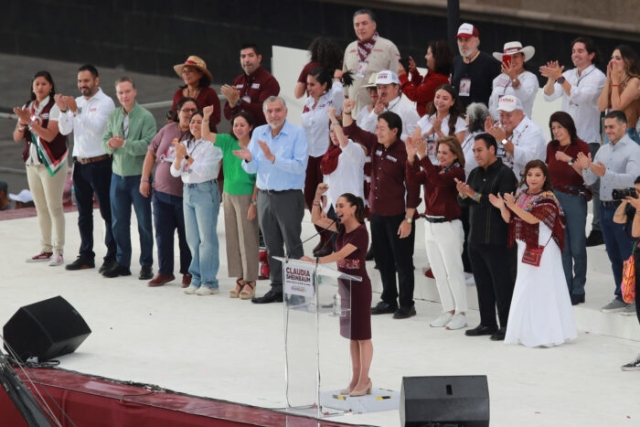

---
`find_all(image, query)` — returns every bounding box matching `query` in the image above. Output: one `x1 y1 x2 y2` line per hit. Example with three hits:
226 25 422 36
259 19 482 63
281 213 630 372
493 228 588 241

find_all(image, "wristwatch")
405 217 413 224
568 158 576 165
501 139 509 145
184 155 190 160
556 77 566 84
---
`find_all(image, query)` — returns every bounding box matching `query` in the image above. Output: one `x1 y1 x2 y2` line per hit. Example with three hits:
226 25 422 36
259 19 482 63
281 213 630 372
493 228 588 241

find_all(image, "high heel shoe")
349 379 372 397
229 279 245 298
340 386 352 395
239 281 255 300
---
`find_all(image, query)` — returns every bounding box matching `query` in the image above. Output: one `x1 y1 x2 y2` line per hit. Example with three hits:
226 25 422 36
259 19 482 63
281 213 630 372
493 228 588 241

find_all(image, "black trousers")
370 213 415 309
469 242 517 329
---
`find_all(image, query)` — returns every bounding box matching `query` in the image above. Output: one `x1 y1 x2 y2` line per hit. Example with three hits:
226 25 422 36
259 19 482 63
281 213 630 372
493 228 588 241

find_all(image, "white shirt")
25 96 62 165
497 116 546 181
58 88 116 158
323 138 366 211
301 82 344 158
583 134 640 201
359 95 420 141
488 71 538 120
543 64 606 143
416 114 466 162
170 138 223 184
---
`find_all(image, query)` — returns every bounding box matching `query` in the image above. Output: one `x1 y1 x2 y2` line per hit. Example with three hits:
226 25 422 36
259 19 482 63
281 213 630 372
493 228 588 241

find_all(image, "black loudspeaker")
400 375 489 427
3 296 91 361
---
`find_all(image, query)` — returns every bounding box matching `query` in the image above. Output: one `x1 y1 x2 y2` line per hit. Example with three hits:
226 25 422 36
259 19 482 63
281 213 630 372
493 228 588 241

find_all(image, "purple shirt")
149 123 187 197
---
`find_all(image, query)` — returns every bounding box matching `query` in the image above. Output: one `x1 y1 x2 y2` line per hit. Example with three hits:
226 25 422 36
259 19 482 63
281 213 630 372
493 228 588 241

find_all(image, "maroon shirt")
399 71 450 118
406 155 464 220
223 66 280 127
343 123 420 216
546 139 589 188
172 87 221 132
297 61 320 84
148 123 186 197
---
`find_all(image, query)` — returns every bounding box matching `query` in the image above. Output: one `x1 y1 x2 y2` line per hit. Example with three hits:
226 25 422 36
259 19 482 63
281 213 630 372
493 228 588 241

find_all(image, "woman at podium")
303 183 373 397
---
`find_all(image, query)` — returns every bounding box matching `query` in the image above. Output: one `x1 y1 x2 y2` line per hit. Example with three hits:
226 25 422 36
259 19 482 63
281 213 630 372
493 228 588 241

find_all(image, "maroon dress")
336 223 372 340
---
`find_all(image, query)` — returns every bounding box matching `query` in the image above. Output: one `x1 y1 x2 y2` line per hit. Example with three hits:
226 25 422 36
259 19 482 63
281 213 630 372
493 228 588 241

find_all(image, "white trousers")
424 219 466 312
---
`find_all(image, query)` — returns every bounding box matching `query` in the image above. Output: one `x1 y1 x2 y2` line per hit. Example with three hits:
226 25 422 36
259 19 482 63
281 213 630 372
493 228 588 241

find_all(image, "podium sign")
274 257 361 418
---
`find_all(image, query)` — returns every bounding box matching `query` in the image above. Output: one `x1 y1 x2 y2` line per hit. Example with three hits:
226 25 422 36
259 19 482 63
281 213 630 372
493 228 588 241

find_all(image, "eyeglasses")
180 108 198 113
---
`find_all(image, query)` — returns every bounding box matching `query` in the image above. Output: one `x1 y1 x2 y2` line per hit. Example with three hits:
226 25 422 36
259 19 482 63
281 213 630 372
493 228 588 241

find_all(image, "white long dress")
505 222 577 347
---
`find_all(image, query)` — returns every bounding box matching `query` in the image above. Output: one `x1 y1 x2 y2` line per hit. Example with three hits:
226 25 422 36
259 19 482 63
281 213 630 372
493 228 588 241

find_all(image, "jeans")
110 173 153 268
600 204 634 300
554 190 587 296
183 180 220 289
153 191 191 275
73 158 115 261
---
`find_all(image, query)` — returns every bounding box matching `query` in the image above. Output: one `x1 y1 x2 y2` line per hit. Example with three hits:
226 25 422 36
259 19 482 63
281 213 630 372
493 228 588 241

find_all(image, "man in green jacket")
101 77 156 279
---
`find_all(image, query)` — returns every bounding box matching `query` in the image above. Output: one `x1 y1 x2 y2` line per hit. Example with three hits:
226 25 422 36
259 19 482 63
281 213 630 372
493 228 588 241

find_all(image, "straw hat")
363 73 378 88
173 55 213 82
492 42 535 62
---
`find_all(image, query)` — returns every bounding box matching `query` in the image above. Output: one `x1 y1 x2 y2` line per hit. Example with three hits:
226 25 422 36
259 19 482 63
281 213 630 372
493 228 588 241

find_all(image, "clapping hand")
489 193 505 209
539 61 564 81
454 177 474 198
576 151 591 170
503 192 516 207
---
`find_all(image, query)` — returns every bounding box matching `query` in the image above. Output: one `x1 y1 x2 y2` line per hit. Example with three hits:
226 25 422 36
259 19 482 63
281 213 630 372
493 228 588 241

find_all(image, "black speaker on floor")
3 296 91 361
400 375 489 427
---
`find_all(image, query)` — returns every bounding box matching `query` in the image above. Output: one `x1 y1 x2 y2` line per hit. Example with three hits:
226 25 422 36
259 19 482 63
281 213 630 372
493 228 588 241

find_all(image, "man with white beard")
450 23 501 108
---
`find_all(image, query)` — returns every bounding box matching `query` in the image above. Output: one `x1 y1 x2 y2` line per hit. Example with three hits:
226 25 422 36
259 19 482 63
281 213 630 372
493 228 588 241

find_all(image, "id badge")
459 78 471 97
356 61 368 78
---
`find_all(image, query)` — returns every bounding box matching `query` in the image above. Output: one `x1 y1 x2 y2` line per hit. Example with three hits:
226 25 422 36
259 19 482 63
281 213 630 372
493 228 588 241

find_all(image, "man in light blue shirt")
578 110 640 313
236 96 308 303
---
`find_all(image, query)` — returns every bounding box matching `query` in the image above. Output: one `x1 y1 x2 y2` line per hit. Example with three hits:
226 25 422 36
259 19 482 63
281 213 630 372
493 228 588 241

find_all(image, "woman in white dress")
488 41 538 120
489 160 577 347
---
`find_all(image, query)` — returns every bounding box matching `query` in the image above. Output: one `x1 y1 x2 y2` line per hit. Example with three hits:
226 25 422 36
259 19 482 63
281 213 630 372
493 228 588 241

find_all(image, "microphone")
285 219 336 261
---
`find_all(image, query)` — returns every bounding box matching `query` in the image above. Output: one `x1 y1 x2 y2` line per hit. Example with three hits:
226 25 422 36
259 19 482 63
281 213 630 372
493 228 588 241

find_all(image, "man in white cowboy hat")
485 95 546 183
451 23 501 108
488 42 538 120
343 8 400 117
357 70 419 140
222 43 280 127
540 37 607 247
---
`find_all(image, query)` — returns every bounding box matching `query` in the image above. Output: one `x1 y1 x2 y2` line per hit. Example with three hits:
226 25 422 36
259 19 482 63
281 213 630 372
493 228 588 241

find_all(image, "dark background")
2 0 640 87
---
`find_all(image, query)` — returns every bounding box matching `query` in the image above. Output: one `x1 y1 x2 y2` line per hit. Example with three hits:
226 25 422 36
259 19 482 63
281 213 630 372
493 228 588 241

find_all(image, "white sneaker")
184 285 198 295
430 312 453 328
446 313 468 330
465 273 475 286
48 254 64 267
195 286 219 296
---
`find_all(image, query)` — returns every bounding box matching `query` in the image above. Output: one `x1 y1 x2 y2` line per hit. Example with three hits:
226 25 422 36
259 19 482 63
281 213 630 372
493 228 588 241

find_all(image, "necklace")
186 87 200 99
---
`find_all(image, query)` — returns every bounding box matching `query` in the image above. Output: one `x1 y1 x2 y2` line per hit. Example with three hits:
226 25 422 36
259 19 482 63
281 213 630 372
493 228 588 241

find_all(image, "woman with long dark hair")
406 136 468 330
598 45 640 143
304 186 373 397
294 36 344 99
546 111 590 305
490 160 576 347
411 84 466 163
202 107 259 300
170 111 223 296
398 40 453 117
12 71 67 266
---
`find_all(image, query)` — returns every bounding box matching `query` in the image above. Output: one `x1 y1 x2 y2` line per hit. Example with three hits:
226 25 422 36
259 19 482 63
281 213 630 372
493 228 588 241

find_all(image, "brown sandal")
239 281 255 300
229 279 245 298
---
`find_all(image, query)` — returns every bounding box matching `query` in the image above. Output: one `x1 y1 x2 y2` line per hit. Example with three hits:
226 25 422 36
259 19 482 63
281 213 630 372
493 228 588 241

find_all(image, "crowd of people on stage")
10 7 640 372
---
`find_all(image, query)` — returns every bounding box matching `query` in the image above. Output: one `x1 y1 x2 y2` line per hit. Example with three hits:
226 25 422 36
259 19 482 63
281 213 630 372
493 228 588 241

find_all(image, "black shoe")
99 258 116 274
586 230 604 247
252 289 283 304
371 301 397 315
65 256 95 271
465 324 497 337
139 265 153 280
571 294 586 305
287 295 306 306
393 306 416 319
102 262 132 278
490 327 506 341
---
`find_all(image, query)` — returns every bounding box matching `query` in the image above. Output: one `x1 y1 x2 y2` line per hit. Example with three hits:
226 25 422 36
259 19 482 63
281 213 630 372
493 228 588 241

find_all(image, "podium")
273 257 362 417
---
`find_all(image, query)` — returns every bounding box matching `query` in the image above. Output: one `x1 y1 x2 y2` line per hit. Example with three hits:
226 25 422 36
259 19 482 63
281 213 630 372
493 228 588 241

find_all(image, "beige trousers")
222 193 259 281
26 163 67 255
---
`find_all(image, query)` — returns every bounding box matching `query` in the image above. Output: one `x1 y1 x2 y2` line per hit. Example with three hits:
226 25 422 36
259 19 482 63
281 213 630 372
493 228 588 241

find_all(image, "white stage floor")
1 209 640 426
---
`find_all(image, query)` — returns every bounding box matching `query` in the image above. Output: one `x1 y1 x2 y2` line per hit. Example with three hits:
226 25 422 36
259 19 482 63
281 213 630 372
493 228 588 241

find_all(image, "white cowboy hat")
492 42 535 62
